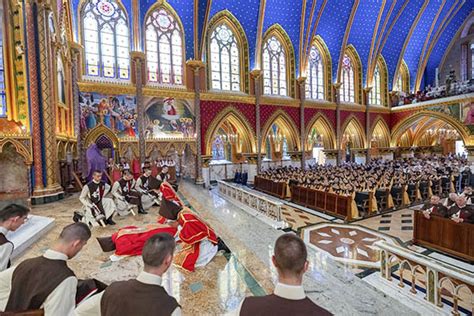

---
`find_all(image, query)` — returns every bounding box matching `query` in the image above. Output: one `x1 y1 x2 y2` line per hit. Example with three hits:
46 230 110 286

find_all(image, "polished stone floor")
15 181 470 315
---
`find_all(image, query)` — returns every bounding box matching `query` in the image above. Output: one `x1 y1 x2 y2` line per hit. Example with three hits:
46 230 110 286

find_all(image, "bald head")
273 234 308 278
59 222 91 243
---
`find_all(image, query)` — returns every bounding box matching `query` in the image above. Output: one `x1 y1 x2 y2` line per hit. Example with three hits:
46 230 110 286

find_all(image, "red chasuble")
173 208 218 272
112 224 177 256
160 182 183 206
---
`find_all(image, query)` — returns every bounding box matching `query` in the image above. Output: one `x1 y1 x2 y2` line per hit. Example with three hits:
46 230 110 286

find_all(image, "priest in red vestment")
96 224 177 257
158 183 230 272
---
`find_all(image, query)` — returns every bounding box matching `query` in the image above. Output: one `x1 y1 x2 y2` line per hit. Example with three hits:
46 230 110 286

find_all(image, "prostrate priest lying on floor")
96 182 231 271
0 223 103 316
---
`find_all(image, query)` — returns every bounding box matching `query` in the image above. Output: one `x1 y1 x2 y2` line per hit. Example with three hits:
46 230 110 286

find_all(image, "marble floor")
14 181 472 315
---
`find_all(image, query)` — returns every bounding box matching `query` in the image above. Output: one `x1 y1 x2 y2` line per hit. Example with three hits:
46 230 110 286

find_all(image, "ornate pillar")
333 83 342 165
24 0 44 193
464 146 474 163
70 42 85 173
187 60 205 184
297 77 306 169
364 87 372 163
131 52 146 162
251 70 262 173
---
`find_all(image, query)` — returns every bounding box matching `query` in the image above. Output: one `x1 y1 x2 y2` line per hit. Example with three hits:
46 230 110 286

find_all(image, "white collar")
274 282 306 300
137 271 162 286
0 226 9 235
43 249 68 261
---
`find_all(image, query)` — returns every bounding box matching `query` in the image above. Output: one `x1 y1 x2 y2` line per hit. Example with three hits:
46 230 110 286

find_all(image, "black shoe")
138 207 148 214
217 237 231 254
73 211 83 223
106 218 116 225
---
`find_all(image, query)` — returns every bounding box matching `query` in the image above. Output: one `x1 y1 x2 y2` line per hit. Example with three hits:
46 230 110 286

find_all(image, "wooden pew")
413 211 474 262
289 185 353 221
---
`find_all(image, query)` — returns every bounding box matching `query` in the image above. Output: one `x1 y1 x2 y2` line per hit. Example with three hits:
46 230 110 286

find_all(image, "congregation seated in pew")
255 154 471 219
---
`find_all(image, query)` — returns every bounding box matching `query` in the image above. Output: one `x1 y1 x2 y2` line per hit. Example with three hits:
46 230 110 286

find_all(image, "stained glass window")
263 36 287 96
393 73 402 92
209 24 240 91
0 6 5 117
57 57 66 104
370 65 381 105
145 7 184 85
81 0 129 80
305 45 324 100
340 54 355 102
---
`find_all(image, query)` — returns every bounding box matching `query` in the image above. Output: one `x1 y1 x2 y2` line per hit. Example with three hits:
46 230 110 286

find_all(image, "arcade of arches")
1 1 474 315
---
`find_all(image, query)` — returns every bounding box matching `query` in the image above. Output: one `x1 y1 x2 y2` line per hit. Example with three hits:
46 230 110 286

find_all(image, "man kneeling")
0 223 91 315
239 234 332 315
76 233 180 316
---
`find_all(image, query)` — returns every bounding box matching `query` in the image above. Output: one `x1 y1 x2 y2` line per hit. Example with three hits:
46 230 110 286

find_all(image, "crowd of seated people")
392 77 474 107
421 188 473 224
258 155 472 215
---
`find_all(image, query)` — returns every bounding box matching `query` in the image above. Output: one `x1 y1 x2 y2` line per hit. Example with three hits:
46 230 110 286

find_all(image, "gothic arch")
206 10 250 93
84 124 120 149
305 113 336 149
393 59 410 93
338 44 363 104
0 138 32 164
370 117 391 148
391 111 471 146
261 109 300 152
262 24 296 98
369 55 389 106
305 36 332 100
204 107 256 156
341 115 366 149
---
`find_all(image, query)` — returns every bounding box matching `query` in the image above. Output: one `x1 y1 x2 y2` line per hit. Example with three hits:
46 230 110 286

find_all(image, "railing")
217 180 283 223
376 241 474 315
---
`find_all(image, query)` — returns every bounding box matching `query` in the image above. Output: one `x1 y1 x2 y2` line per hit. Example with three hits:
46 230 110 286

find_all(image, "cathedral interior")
0 0 474 315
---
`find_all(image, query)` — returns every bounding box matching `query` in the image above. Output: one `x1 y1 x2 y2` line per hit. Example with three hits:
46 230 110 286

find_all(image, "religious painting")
426 103 461 121
79 92 138 138
460 101 474 133
143 97 195 138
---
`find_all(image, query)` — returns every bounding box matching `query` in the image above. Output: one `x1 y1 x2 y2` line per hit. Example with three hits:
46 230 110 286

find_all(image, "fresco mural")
144 97 195 138
425 102 474 133
80 92 138 137
79 92 195 138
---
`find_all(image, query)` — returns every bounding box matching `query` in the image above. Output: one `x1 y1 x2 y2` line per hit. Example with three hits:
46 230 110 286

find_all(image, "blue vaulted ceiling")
69 0 474 91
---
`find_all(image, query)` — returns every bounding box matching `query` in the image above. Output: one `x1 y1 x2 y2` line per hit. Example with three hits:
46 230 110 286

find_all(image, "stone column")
251 70 262 173
364 87 372 163
70 42 85 173
24 0 44 193
30 1 63 202
131 52 146 162
187 60 205 184
464 146 474 163
297 77 306 169
333 83 342 165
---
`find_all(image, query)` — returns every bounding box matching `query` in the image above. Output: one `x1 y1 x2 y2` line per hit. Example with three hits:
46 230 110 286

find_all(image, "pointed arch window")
263 36 287 96
306 45 324 100
370 65 381 105
145 7 184 85
340 54 355 102
81 0 130 80
393 73 403 92
57 56 66 104
209 23 240 91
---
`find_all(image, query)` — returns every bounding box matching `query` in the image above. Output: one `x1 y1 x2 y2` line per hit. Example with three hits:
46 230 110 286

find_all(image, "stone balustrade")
375 240 474 315
217 180 284 226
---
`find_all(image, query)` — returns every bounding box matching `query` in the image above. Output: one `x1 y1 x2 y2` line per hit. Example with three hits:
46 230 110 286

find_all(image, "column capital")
363 86 373 93
250 69 262 79
130 51 146 62
333 82 342 89
69 41 83 55
296 76 306 84
186 59 205 70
